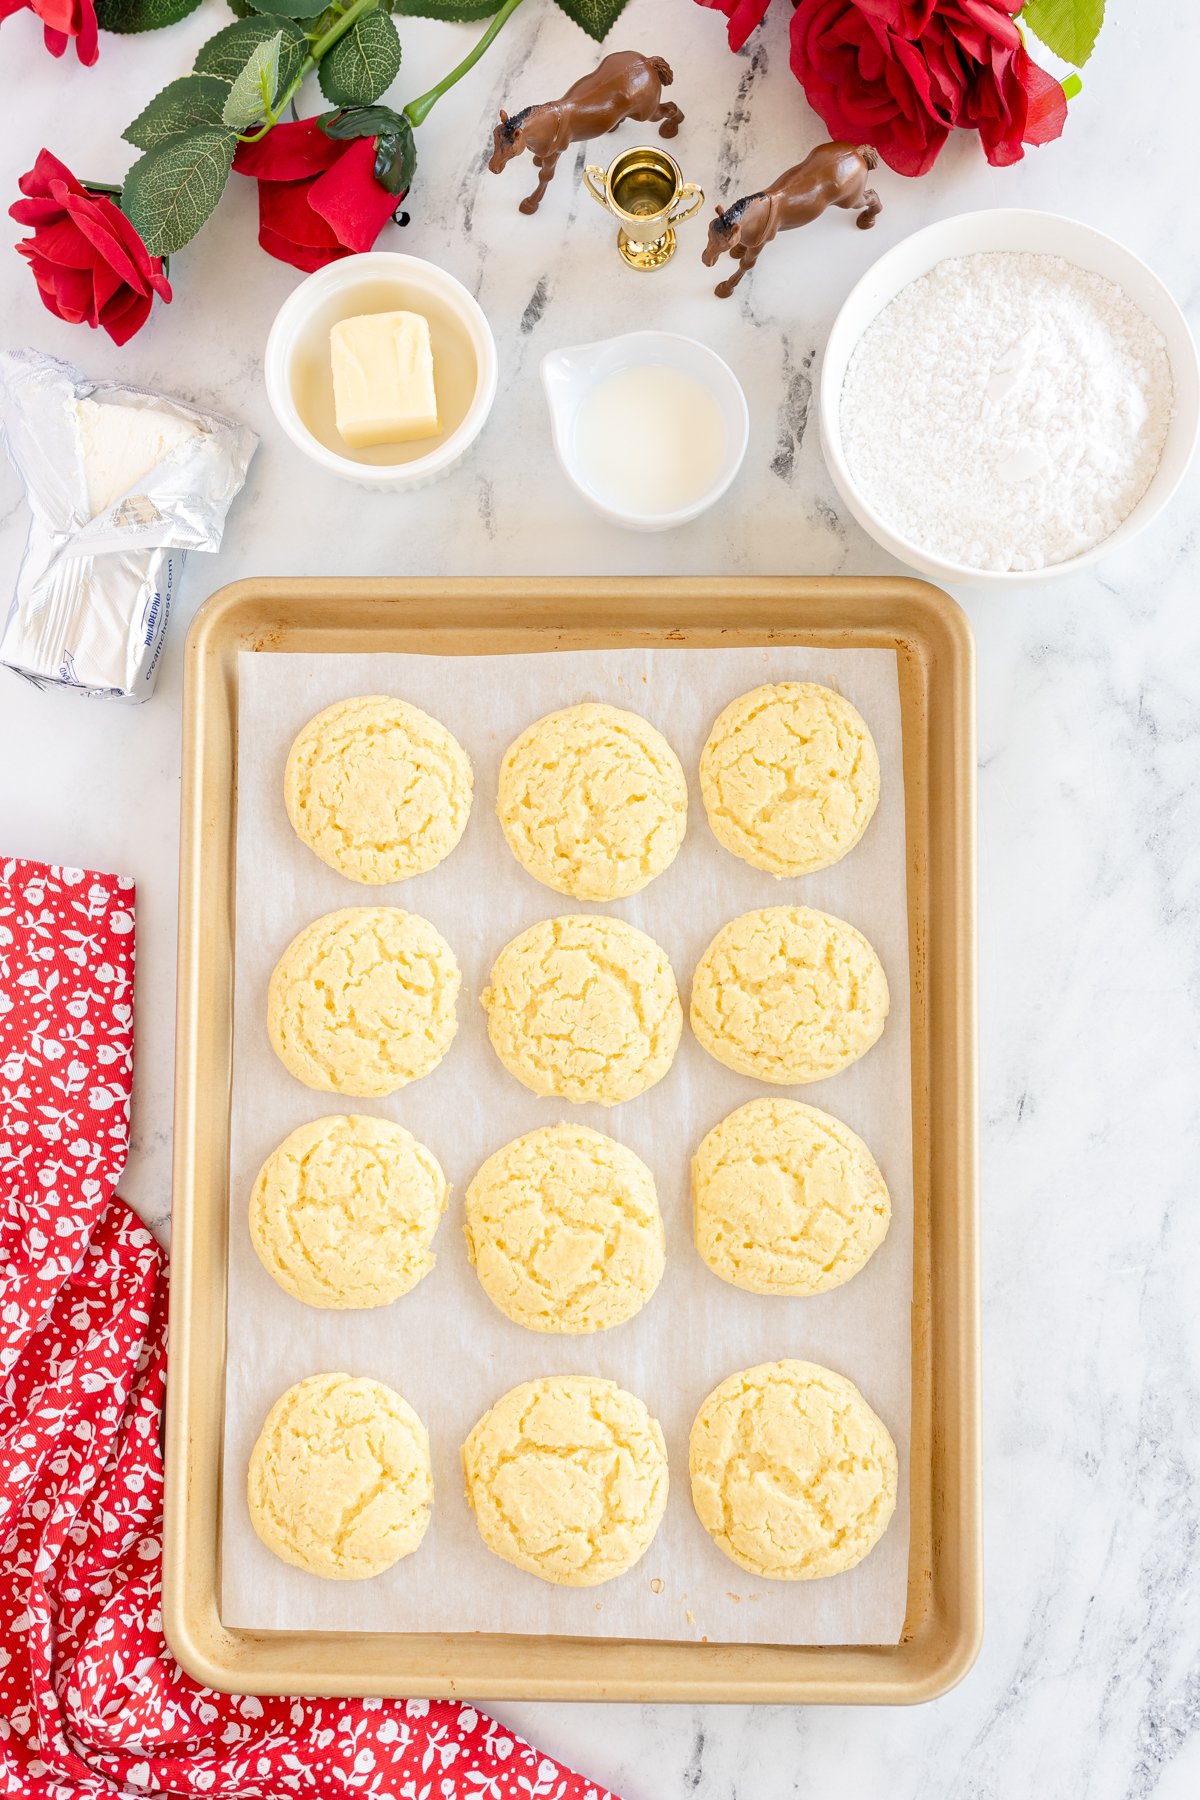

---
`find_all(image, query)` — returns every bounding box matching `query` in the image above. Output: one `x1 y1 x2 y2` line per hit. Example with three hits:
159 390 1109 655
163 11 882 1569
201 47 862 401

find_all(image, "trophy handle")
668 183 705 226
583 165 610 210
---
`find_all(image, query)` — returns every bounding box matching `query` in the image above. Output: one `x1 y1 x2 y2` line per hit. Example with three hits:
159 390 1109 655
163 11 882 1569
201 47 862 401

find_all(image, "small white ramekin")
264 252 498 491
542 330 749 531
819 209 1199 587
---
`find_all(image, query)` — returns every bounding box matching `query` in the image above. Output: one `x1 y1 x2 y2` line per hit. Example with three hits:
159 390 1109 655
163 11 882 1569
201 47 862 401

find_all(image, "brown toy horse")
703 143 882 298
489 50 683 215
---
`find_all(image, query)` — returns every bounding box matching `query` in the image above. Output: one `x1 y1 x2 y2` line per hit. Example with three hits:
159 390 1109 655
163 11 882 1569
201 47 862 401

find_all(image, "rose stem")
402 0 528 129
239 0 383 144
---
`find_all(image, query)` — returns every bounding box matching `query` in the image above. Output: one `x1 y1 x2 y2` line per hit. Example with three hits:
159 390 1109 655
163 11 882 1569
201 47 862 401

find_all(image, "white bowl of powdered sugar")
820 210 1198 583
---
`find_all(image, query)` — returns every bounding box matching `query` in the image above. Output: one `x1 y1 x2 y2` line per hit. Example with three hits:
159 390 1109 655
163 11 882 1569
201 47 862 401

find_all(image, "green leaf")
318 12 401 107
221 30 282 128
389 0 499 20
226 0 257 15
549 0 631 40
375 122 416 200
95 0 203 30
242 0 329 16
122 127 238 257
320 103 403 139
1020 0 1105 66
123 75 232 151
194 15 307 88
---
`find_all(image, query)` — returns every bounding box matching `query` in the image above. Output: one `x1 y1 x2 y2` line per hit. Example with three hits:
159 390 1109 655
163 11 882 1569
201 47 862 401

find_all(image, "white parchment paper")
220 644 912 1646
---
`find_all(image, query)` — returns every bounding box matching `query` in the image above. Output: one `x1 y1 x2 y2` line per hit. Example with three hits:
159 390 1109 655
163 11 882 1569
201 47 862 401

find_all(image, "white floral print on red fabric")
0 857 617 1800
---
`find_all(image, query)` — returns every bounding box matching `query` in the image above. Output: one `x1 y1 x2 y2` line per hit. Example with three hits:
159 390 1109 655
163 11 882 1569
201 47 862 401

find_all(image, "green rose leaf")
375 121 417 201
124 75 232 151
122 126 238 257
319 104 403 140
226 0 257 15
318 12 402 108
550 0 631 41
195 15 307 87
388 0 500 20
242 0 329 17
95 0 204 30
1020 0 1106 66
221 30 283 128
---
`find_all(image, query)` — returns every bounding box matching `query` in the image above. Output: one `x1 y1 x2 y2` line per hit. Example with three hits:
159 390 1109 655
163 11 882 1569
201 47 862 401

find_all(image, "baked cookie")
462 1375 668 1585
482 915 682 1105
267 907 460 1096
465 1124 664 1333
689 1360 897 1580
249 1114 448 1309
497 703 687 900
247 1372 432 1580
699 682 879 878
690 906 888 1084
284 695 473 884
692 1098 889 1296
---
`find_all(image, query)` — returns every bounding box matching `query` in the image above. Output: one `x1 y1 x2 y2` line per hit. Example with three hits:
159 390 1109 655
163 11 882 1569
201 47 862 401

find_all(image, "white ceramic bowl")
542 330 749 531
264 252 498 490
819 209 1199 586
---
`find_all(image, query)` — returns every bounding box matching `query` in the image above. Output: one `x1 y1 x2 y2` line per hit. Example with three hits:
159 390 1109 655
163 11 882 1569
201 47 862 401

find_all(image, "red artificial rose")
0 0 98 64
789 0 1067 176
695 0 774 52
233 119 402 273
10 150 172 347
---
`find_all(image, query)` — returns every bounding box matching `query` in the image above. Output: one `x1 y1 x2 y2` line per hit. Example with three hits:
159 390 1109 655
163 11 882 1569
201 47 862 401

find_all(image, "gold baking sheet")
165 577 979 1703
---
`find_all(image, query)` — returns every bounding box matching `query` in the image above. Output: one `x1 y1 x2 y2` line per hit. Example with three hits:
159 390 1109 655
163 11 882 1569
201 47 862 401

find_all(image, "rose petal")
307 136 398 256
234 119 340 184
259 224 345 273
63 192 150 294
97 286 153 347
22 216 97 270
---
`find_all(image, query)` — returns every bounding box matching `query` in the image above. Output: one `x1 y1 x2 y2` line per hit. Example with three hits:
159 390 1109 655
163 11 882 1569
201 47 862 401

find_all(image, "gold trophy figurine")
583 145 704 271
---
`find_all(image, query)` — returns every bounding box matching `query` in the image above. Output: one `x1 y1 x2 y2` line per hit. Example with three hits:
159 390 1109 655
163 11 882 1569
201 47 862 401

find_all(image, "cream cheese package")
0 348 256 701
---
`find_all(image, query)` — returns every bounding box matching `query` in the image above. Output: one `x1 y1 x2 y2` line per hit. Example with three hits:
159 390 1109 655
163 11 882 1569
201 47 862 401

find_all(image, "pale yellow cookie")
689 1360 897 1580
700 682 880 877
465 1125 664 1333
690 906 888 1084
267 906 460 1097
497 703 687 901
462 1375 668 1585
693 1098 889 1295
249 1115 448 1309
284 695 473 884
482 915 682 1105
247 1372 432 1580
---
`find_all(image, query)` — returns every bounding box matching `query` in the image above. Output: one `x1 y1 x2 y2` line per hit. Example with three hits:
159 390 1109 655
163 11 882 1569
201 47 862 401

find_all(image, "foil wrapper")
0 348 257 701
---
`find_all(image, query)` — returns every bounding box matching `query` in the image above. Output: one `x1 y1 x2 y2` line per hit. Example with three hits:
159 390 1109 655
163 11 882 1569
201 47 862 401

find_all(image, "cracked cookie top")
497 703 687 901
692 1098 890 1296
481 914 682 1105
688 1360 897 1580
700 682 879 878
248 1373 432 1580
462 1375 668 1586
465 1124 664 1333
284 695 473 884
690 906 888 1085
267 906 460 1097
250 1114 448 1309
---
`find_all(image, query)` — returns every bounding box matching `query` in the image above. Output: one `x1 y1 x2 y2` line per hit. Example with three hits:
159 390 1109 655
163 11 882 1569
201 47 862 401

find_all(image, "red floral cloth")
0 856 614 1800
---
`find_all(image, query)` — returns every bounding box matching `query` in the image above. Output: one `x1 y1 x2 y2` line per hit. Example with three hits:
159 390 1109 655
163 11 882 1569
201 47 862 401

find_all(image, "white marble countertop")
3 2 1199 1794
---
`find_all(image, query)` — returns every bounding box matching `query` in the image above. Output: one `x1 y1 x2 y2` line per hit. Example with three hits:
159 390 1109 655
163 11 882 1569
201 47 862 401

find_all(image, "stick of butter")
330 310 440 450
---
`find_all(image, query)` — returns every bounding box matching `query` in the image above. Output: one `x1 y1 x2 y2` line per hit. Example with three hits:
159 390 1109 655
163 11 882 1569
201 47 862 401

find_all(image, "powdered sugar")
839 251 1174 571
